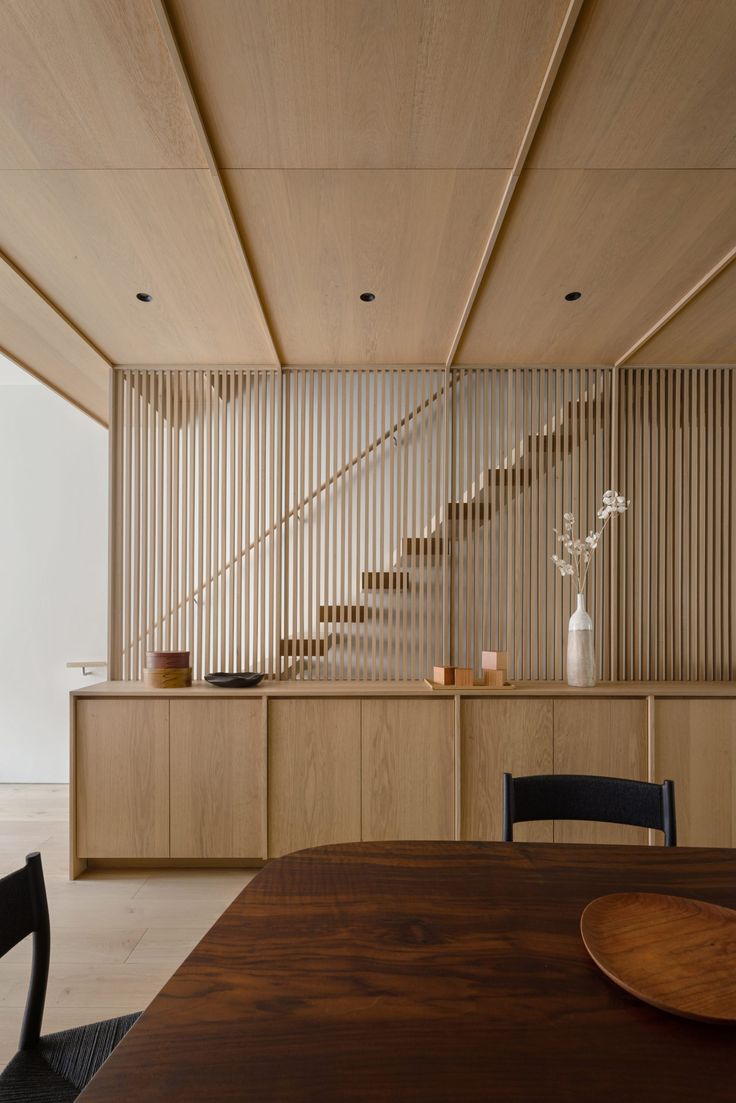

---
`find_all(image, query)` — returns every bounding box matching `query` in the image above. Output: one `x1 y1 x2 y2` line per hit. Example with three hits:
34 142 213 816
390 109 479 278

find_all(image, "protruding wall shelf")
66 661 107 677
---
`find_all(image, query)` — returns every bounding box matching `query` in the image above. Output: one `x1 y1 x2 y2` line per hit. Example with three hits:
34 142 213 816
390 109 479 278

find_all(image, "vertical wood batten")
616 366 734 681
110 366 734 684
107 369 122 679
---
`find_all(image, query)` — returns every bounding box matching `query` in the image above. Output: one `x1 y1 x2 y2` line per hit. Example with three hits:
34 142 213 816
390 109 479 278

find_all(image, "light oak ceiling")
629 262 736 365
0 0 204 169
528 0 736 169
167 0 569 169
0 170 275 365
227 169 507 363
456 169 736 365
0 256 108 419
0 0 733 422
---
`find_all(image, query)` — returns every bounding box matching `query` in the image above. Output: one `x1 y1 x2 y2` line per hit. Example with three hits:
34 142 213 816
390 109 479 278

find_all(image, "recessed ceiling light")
359 291 376 302
136 292 153 302
564 291 582 301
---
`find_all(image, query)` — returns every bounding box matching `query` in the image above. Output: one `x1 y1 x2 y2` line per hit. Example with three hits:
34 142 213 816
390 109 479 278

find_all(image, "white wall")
0 355 107 781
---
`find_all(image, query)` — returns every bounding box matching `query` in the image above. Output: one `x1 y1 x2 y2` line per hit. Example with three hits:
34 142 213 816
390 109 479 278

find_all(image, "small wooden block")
432 665 455 686
481 650 508 671
482 669 506 688
454 667 475 687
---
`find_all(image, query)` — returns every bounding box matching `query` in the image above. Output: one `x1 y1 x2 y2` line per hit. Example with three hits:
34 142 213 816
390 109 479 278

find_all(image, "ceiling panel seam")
150 0 282 368
0 340 107 426
0 249 112 367
0 249 111 422
443 0 586 369
614 243 736 366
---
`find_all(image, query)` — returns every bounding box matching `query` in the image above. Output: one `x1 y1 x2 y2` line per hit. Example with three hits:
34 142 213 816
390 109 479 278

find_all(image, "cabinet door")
654 699 736 847
76 698 169 858
461 699 553 842
268 698 361 857
361 699 454 841
170 699 265 859
553 699 648 845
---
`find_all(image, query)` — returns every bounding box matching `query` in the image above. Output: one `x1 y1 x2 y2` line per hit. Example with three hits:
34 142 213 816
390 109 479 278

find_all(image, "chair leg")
502 772 515 842
20 854 50 1050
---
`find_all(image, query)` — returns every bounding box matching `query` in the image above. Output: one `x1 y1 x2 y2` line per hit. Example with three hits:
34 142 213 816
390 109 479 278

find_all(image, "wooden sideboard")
69 681 736 877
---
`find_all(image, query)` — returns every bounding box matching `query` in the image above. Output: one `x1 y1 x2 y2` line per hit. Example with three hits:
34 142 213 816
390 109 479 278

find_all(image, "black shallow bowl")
204 672 265 689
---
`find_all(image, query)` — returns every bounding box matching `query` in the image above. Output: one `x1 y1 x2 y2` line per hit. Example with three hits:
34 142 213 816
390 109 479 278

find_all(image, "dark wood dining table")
78 841 736 1101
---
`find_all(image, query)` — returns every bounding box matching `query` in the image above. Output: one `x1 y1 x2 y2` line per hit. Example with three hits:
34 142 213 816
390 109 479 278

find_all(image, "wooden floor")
0 784 255 1069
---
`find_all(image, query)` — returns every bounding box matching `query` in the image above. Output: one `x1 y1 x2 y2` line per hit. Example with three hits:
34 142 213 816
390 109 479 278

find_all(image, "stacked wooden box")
431 651 510 689
143 650 192 688
480 650 509 687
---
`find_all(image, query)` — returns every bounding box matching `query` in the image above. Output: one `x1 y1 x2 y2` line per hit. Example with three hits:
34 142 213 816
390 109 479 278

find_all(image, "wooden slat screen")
282 368 445 680
110 366 733 682
614 367 735 681
112 368 280 681
449 368 612 680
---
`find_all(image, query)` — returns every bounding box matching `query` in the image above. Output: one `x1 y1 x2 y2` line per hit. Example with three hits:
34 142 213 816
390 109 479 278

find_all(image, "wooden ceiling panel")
168 0 569 168
630 262 736 365
0 171 275 365
529 0 736 169
226 169 507 363
456 170 736 365
0 0 205 169
0 257 108 422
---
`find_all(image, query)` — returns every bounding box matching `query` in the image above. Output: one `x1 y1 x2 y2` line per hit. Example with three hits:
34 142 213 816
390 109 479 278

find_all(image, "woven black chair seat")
502 772 677 846
0 1012 140 1101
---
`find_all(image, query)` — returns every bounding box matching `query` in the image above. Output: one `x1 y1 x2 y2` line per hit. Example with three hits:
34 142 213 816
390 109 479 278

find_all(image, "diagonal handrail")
412 376 606 546
127 371 455 651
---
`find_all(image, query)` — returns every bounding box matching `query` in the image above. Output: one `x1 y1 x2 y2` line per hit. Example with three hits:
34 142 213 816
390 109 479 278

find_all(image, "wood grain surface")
360 698 454 840
75 699 169 859
72 681 736 699
654 699 736 847
267 698 361 856
581 892 736 1023
169 698 265 859
169 0 568 169
553 698 648 844
460 698 553 842
78 842 736 1102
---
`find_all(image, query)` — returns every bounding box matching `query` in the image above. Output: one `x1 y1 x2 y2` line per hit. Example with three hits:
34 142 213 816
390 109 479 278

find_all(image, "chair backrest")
502 773 677 846
0 852 50 1050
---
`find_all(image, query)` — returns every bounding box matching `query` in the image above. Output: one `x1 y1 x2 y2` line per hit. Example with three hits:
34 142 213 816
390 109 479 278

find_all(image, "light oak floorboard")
132 870 256 902
125 928 210 966
0 784 253 1069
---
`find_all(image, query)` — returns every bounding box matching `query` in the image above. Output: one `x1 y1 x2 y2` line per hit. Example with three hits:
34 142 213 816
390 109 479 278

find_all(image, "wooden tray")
423 679 515 691
581 892 736 1023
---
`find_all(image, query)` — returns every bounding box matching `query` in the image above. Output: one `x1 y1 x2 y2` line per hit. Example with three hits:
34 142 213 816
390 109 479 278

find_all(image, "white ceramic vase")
566 592 596 687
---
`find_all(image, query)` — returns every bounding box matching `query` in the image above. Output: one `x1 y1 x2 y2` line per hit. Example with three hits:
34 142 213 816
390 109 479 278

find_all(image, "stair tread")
319 605 368 623
362 570 409 590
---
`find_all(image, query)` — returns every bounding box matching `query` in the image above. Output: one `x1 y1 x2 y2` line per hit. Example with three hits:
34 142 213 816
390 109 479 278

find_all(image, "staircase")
279 385 605 679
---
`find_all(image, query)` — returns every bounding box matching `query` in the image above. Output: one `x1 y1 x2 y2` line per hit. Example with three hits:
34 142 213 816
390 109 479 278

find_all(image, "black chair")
502 773 677 846
0 852 140 1100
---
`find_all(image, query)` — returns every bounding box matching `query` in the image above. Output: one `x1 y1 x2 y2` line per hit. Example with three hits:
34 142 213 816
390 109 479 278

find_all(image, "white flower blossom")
551 490 629 594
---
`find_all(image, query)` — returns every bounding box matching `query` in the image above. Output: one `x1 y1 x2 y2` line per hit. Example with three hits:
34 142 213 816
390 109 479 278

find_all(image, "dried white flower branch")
551 489 629 595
